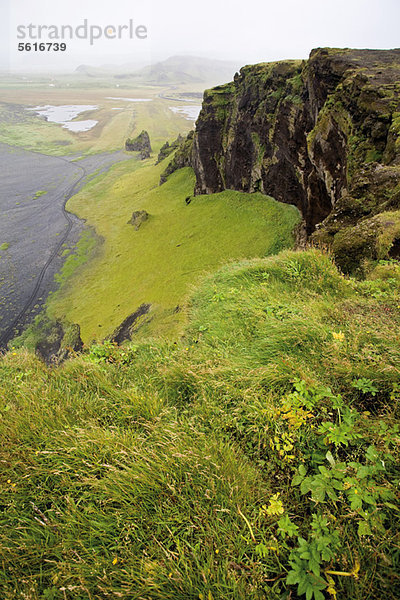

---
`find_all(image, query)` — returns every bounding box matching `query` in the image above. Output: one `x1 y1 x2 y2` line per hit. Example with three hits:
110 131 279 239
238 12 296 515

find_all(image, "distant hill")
75 55 240 85
133 56 240 85
74 61 146 77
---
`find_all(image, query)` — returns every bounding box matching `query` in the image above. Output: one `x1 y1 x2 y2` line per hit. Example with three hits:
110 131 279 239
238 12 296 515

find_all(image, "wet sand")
0 143 134 347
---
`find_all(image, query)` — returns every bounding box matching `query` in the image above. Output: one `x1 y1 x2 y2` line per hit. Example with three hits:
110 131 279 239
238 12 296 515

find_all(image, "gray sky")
0 0 399 73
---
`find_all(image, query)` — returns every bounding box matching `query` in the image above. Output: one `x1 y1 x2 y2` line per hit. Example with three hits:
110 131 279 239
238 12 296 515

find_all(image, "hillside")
1 250 399 599
135 56 239 85
43 164 299 344
1 47 400 600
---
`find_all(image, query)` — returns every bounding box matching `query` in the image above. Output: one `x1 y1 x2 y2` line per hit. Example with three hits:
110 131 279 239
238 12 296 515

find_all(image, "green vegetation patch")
1 250 399 599
0 242 9 251
54 229 97 288
33 190 48 199
185 249 400 386
48 162 299 342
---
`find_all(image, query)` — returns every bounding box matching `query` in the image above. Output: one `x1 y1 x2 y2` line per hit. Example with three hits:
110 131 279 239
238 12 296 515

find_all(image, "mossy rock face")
59 323 84 360
191 47 400 268
125 130 152 159
332 210 400 273
159 131 194 185
128 210 149 230
14 314 84 364
156 134 184 164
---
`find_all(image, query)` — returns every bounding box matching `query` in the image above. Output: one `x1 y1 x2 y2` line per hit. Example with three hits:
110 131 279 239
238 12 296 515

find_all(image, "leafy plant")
352 378 379 396
277 514 299 538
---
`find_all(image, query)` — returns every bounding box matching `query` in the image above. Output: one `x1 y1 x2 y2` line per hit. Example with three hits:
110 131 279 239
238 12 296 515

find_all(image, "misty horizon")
0 0 399 75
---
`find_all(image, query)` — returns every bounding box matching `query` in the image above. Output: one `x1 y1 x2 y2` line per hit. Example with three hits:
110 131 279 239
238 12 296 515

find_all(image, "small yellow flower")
12 352 17 356
215 549 219 554
7 479 11 484
332 331 345 342
326 574 337 598
112 557 118 565
168 572 173 578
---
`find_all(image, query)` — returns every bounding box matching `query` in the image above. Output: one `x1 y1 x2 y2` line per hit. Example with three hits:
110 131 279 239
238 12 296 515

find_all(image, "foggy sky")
0 0 399 73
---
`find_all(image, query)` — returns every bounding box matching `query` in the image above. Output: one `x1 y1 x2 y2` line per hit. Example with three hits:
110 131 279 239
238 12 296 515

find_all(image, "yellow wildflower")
332 331 345 342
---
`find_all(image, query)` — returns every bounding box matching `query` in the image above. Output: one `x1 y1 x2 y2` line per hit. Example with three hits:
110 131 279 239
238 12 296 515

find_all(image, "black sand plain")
0 143 134 347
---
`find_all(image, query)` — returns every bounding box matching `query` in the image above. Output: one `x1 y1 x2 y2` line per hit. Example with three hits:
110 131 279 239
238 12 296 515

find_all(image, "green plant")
352 378 379 396
286 516 341 600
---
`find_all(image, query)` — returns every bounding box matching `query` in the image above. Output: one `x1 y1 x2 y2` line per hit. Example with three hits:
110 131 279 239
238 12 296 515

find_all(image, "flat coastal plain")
0 143 135 346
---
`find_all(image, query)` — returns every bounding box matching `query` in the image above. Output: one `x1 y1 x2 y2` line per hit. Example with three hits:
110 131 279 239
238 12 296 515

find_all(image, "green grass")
47 163 299 343
0 242 9 251
0 106 79 156
1 250 399 599
53 229 97 288
184 249 400 387
33 190 48 199
1 79 399 599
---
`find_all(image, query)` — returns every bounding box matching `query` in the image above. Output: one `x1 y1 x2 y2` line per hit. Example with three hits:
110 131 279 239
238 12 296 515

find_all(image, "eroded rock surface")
159 131 194 184
190 48 400 271
125 130 152 159
128 210 149 230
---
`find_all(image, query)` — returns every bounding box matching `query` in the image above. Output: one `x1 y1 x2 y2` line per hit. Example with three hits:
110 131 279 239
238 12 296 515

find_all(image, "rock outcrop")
109 304 151 345
191 48 400 272
125 130 152 159
159 131 194 185
34 318 83 365
128 210 149 230
156 134 184 164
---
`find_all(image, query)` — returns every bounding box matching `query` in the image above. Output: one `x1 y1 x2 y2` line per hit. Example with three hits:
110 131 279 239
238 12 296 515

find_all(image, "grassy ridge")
48 164 299 342
1 250 399 599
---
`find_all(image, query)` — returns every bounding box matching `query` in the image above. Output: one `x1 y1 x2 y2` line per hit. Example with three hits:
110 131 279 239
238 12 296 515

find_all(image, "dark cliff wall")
192 48 400 268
